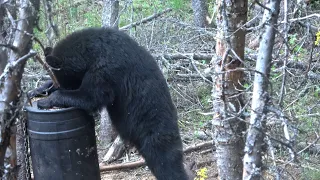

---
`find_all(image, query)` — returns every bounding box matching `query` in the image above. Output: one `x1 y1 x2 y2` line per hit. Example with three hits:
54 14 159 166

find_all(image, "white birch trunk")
243 1 281 179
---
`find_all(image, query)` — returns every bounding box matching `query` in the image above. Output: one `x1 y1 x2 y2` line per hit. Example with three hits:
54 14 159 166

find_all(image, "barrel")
25 103 101 180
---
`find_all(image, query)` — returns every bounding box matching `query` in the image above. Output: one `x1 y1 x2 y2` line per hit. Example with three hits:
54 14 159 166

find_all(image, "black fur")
29 27 189 180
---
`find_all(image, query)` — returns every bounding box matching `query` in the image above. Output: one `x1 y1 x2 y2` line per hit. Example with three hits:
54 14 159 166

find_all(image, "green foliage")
170 0 184 10
197 85 211 107
302 168 320 180
288 34 297 45
270 65 281 81
310 0 320 9
69 7 78 19
243 83 251 90
288 34 308 60
84 12 101 27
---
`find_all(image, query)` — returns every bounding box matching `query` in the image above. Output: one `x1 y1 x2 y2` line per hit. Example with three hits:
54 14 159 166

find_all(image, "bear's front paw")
27 89 41 99
37 98 53 109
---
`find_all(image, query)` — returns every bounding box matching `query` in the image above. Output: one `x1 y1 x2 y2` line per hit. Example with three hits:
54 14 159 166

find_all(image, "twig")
120 8 172 30
189 57 212 84
155 53 214 61
34 55 60 88
296 113 320 118
297 138 320 154
281 13 320 23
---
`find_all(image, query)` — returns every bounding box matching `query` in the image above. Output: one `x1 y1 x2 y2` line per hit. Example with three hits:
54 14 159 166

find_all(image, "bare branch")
183 140 213 153
0 50 37 81
120 8 172 30
154 53 214 61
283 13 320 23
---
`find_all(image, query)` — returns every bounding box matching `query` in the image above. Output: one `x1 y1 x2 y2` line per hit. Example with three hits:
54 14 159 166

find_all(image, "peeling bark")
242 1 281 180
212 0 248 179
0 0 39 179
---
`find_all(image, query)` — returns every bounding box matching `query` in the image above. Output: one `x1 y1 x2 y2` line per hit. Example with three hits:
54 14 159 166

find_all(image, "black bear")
29 27 190 180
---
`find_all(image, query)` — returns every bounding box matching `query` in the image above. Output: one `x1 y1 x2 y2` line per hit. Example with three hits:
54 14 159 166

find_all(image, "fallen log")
99 140 213 172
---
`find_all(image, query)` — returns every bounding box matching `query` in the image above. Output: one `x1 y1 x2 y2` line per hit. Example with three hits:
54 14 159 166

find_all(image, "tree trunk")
102 0 119 29
100 0 120 146
0 0 39 179
191 0 209 28
100 0 122 163
243 1 281 179
212 0 247 179
99 107 117 147
0 5 8 75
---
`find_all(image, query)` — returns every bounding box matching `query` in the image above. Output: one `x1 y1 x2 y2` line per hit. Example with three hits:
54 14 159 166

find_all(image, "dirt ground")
100 150 218 180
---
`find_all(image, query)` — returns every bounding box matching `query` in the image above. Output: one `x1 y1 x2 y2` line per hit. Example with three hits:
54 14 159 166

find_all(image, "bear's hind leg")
137 132 189 180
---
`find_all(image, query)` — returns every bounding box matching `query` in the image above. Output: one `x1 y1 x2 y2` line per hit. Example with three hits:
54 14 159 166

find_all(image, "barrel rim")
24 101 79 114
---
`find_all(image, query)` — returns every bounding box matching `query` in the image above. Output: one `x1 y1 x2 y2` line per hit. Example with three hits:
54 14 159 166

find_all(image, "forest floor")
99 150 218 180
97 145 305 180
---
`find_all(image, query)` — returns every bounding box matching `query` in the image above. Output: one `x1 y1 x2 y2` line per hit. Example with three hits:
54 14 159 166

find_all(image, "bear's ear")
44 47 53 57
46 55 63 69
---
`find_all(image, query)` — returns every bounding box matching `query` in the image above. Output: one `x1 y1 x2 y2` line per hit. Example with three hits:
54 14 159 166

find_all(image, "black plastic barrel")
25 103 101 180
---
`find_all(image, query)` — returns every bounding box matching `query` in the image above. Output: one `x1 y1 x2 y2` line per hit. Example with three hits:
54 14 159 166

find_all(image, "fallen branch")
184 140 213 153
100 159 145 172
120 8 172 30
154 53 214 61
99 140 213 172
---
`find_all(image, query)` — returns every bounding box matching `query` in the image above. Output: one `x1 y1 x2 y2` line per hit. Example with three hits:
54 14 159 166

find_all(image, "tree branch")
120 8 172 30
0 50 37 81
283 13 320 23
